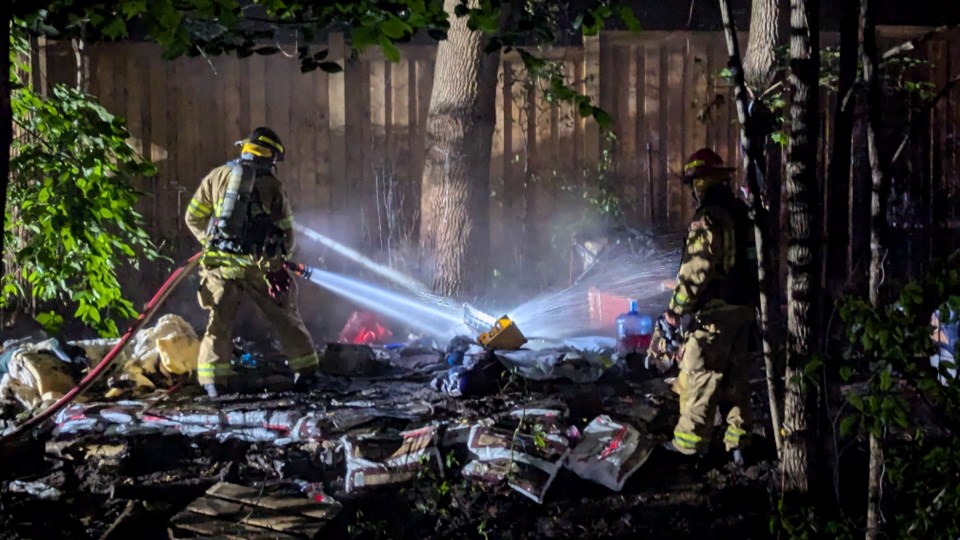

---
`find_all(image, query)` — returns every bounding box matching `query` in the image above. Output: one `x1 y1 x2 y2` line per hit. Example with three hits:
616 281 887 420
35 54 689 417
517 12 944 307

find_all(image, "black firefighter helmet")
236 126 285 164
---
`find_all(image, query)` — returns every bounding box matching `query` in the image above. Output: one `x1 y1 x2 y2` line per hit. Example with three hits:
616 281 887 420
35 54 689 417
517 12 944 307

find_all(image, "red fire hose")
0 252 202 444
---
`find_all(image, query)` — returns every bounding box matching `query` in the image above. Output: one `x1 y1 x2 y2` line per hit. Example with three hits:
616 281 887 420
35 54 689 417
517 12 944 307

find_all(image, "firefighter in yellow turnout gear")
185 127 319 397
647 148 760 463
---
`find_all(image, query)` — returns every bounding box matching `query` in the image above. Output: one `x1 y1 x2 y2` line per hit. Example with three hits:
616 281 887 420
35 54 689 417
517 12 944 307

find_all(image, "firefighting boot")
203 383 222 398
202 378 244 398
660 440 702 457
293 370 320 392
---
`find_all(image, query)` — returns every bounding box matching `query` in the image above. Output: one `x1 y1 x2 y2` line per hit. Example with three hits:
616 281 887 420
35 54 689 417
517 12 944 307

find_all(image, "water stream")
295 226 678 344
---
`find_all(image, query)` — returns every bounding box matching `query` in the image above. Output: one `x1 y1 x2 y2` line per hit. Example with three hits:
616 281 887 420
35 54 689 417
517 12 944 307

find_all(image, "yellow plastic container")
477 316 527 350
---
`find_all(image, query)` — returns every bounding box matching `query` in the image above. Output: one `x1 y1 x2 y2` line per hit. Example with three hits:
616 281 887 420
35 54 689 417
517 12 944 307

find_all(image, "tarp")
493 348 615 383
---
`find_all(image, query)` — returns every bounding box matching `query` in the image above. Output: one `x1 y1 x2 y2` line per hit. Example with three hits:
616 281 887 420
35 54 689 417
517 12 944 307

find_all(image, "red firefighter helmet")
681 148 735 185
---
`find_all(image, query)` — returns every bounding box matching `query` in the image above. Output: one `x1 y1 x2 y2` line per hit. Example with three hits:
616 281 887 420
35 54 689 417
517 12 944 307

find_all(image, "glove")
644 314 682 373
266 267 293 299
655 314 682 351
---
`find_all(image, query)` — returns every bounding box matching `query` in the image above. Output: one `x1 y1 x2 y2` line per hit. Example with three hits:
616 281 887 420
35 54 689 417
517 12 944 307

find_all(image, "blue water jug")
616 300 653 354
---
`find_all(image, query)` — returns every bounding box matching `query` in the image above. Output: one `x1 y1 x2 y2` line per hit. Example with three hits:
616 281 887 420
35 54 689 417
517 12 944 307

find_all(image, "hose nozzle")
284 261 314 280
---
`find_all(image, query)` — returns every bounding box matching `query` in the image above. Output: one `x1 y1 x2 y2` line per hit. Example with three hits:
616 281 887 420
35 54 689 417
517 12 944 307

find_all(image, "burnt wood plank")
170 510 299 540
206 482 339 520
187 496 325 537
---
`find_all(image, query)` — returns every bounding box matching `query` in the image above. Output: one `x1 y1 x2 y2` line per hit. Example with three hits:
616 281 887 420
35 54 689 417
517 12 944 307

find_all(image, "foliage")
771 258 960 538
4 28 163 336
717 43 941 149
13 0 638 128
825 256 960 536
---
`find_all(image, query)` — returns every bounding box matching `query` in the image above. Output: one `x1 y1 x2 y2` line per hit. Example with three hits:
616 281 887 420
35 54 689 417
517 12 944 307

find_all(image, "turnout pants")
671 305 756 454
196 264 319 385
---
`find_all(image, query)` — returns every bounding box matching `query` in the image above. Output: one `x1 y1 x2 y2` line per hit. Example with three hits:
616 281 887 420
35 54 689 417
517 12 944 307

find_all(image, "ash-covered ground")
0 347 779 540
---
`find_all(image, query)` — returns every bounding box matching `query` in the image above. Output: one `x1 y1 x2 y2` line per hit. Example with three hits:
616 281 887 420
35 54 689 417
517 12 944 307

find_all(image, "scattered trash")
478 316 528 350
0 332 49 377
7 480 62 500
342 426 442 492
463 419 571 504
615 300 653 355
430 350 504 398
494 348 614 383
387 348 445 373
462 459 558 504
565 415 653 492
0 339 85 409
557 336 617 353
0 315 200 408
319 343 383 376
171 481 341 539
339 310 394 345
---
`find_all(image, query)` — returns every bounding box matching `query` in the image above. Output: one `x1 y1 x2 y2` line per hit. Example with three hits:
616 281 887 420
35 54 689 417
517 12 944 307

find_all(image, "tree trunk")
744 0 780 93
781 0 821 496
1 7 12 292
718 0 783 457
861 0 886 537
820 0 860 512
418 0 501 297
866 429 882 540
825 0 858 296
862 0 885 307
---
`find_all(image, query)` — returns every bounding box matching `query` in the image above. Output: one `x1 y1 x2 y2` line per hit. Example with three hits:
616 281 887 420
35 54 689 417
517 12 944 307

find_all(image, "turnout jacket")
184 163 296 268
667 186 759 317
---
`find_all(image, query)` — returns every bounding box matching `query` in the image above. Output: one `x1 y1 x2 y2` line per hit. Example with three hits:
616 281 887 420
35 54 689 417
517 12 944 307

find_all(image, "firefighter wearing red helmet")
184 127 319 397
647 147 760 464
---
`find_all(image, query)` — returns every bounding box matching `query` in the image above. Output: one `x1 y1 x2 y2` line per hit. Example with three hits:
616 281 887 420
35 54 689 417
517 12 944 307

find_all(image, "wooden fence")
33 27 960 295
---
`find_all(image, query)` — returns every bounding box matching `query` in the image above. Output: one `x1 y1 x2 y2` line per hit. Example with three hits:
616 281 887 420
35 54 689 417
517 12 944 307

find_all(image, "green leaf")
318 62 344 73
839 365 853 381
381 17 407 40
380 36 401 63
35 311 64 334
618 7 643 33
351 25 380 50
102 17 129 39
840 415 858 437
592 108 613 129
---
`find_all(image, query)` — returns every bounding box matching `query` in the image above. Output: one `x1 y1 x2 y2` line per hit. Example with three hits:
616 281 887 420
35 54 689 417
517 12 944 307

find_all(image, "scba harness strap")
206 160 287 258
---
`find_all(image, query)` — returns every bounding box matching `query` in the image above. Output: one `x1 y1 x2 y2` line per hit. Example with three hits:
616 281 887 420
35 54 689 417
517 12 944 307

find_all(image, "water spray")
293 224 430 295
285 261 464 338
290 226 679 344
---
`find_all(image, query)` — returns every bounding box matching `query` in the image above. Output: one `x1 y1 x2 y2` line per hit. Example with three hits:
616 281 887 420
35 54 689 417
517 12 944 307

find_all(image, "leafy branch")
4 32 164 336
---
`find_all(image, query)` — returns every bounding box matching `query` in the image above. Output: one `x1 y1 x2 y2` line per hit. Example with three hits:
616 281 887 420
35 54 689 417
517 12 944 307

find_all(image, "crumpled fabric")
0 314 200 407
0 338 85 409
102 314 200 397
430 344 494 397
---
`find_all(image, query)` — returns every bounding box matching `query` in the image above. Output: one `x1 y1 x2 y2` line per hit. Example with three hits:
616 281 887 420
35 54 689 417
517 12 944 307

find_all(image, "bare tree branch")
886 72 960 168
881 24 958 62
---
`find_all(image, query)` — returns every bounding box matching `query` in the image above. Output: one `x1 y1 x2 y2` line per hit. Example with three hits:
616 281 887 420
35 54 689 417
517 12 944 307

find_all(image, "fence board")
313 69 331 229
643 44 664 225
666 47 685 224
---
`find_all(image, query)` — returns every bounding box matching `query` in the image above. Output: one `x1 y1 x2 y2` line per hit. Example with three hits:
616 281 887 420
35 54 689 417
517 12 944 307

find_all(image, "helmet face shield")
237 127 285 163
681 148 734 187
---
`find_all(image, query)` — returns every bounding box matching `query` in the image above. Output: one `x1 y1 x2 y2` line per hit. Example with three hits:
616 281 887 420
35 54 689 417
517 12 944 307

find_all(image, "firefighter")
646 148 760 463
185 127 319 397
